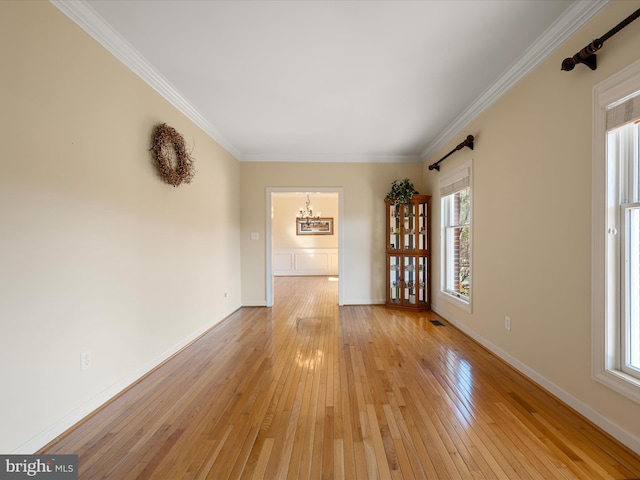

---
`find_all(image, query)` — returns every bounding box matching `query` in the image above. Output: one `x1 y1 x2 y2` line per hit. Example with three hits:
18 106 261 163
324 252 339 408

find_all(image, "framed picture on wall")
296 218 333 235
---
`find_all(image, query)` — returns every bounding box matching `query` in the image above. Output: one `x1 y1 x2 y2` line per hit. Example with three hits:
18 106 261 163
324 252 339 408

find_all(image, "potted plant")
385 178 418 205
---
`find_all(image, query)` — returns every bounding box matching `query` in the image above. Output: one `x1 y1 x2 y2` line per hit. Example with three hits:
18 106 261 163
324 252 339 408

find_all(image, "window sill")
594 368 640 404
439 291 472 313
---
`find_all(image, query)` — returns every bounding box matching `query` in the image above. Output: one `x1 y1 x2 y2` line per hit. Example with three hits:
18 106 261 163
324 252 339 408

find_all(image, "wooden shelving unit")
385 194 431 311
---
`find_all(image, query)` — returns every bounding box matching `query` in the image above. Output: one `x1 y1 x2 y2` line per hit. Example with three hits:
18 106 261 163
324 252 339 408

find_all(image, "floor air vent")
430 319 445 326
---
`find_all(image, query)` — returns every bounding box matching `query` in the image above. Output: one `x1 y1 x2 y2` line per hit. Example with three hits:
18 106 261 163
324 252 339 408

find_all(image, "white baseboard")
13 315 232 454
242 301 268 307
432 306 640 456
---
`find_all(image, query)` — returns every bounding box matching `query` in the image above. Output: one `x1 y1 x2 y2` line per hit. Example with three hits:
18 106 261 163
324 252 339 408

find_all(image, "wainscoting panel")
274 248 338 276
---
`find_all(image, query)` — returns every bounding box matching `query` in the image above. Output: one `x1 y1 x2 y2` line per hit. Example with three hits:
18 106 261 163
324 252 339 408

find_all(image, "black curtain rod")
561 7 640 71
428 135 474 172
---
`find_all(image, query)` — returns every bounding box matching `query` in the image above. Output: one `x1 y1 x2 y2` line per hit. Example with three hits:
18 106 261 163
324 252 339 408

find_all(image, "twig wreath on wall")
150 123 195 187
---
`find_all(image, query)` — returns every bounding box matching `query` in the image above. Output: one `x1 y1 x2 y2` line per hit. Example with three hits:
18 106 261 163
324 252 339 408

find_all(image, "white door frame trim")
266 187 344 307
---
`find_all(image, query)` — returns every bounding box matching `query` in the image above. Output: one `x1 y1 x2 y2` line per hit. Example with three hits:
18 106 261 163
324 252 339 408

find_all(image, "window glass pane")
443 225 470 299
444 226 455 292
627 207 640 371
442 188 470 228
635 126 640 204
459 225 471 296
442 195 452 226
617 124 640 204
458 188 471 225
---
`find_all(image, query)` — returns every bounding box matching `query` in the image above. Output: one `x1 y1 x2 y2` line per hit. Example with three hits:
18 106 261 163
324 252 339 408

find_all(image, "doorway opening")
266 187 344 307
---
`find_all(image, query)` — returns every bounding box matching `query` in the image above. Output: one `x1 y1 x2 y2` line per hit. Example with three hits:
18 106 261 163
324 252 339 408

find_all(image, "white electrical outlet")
81 351 92 371
505 316 511 331
224 291 228 298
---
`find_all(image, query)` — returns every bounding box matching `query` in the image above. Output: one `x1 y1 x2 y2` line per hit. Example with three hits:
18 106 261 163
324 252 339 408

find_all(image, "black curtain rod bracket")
428 135 474 172
561 8 640 72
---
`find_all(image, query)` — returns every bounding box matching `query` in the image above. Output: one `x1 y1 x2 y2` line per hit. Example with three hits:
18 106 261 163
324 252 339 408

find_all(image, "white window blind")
440 168 470 197
607 92 640 131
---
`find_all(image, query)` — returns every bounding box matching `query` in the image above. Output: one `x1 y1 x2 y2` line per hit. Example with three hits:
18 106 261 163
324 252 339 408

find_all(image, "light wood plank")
250 437 274 480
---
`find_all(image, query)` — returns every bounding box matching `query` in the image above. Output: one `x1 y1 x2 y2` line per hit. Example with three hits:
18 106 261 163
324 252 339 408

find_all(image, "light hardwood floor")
42 276 640 479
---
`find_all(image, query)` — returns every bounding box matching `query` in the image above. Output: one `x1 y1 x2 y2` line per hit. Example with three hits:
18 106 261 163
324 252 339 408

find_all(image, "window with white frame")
440 162 472 310
593 60 640 402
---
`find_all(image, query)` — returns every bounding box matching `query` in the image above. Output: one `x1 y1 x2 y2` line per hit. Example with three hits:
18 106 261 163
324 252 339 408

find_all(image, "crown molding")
241 152 422 163
50 0 243 160
420 0 610 161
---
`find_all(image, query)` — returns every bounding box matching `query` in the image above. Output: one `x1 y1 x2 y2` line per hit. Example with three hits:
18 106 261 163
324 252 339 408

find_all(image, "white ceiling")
54 0 606 162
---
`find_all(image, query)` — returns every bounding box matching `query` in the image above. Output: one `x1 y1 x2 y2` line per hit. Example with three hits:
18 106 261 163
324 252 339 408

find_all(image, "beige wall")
273 195 339 250
241 162 424 305
424 1 640 452
0 2 241 453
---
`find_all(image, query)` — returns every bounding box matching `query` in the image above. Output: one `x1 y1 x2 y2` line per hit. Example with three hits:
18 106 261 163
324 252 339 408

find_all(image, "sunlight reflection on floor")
444 347 475 427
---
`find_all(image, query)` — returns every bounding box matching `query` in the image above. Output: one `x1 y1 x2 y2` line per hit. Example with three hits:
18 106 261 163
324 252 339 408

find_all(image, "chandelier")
297 194 321 222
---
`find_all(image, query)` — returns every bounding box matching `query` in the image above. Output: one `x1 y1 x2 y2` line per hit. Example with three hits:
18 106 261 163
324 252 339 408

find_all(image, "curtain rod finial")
561 57 576 71
465 135 474 150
